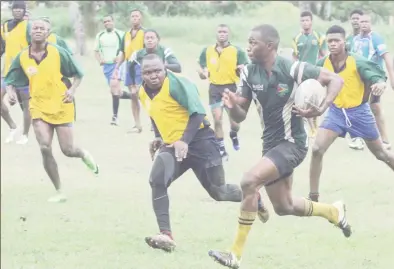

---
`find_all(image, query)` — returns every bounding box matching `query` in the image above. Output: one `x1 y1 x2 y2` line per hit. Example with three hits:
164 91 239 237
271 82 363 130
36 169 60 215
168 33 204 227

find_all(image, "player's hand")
63 89 75 103
236 64 244 76
292 105 322 118
197 68 209 80
370 82 386 96
167 140 188 162
222 89 237 109
6 88 17 105
149 138 163 161
99 59 105 66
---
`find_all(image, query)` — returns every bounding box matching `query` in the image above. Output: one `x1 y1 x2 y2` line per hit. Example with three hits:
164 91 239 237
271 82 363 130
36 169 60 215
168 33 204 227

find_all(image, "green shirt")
345 34 355 52
129 44 179 66
4 44 83 88
94 29 124 64
292 31 326 64
238 56 321 149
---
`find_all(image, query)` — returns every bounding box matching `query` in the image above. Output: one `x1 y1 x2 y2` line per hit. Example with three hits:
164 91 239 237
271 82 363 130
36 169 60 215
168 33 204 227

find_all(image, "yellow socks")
230 211 256 259
303 198 339 224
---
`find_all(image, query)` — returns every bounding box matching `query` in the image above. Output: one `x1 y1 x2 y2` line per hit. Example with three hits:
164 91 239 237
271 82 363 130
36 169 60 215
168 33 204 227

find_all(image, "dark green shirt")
238 56 321 150
292 31 326 64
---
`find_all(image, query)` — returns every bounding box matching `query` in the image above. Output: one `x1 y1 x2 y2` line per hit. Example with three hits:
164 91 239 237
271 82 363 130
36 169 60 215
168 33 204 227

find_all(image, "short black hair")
141 53 163 66
103 14 113 20
130 9 143 16
350 9 363 17
144 29 160 40
326 25 346 37
300 11 313 20
252 24 280 49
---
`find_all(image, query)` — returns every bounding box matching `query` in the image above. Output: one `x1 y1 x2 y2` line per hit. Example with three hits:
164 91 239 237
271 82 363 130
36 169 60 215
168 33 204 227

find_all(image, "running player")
198 24 248 160
4 19 99 203
208 24 349 269
113 9 145 133
351 14 394 150
292 11 327 138
139 54 247 253
1 1 30 143
94 15 131 125
308 25 394 203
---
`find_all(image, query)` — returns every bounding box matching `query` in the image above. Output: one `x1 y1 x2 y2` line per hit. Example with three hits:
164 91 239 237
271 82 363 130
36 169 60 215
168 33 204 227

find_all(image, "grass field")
2 23 394 269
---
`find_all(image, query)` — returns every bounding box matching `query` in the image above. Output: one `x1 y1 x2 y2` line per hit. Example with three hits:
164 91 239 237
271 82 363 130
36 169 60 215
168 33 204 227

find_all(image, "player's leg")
209 84 228 159
32 119 65 202
104 63 120 125
208 142 351 268
55 123 99 174
145 146 189 252
128 63 142 133
1 79 17 143
309 106 345 202
307 117 317 138
370 95 390 149
226 84 241 151
15 87 31 145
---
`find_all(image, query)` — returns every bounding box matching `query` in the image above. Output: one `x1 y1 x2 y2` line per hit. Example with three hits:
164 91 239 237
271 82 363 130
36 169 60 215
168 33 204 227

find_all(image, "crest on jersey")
277 84 289 97
210 58 217 65
311 39 318 45
26 66 38 76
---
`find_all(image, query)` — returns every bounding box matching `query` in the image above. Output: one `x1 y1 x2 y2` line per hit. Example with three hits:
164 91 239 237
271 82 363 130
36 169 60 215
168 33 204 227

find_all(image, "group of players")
1 2 394 268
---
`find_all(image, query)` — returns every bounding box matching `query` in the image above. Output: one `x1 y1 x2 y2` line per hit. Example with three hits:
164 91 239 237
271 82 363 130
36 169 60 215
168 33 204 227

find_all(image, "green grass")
1 34 394 269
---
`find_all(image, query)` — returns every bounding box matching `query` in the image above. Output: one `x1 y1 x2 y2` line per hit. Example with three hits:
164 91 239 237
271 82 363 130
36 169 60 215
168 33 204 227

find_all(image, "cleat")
332 201 352 238
5 128 18 144
230 132 240 151
110 116 119 126
348 137 364 150
47 192 67 203
220 151 229 162
257 192 269 223
16 135 28 145
145 233 176 253
82 151 99 174
208 250 241 269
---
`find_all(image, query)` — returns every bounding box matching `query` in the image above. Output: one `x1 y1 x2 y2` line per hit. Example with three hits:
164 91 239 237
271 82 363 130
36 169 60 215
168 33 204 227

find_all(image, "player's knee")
39 144 52 155
370 104 381 116
311 143 326 158
272 203 293 216
130 92 139 100
149 152 174 188
60 146 74 157
373 149 388 162
240 173 259 194
207 186 226 201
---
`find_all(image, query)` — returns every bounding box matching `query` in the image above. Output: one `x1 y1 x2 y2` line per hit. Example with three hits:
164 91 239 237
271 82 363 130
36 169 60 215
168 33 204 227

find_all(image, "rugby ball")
294 79 326 110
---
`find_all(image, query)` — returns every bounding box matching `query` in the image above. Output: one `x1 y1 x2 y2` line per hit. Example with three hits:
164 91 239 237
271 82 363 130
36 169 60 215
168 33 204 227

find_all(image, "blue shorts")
1 77 5 91
124 62 142 86
103 63 117 85
1 78 29 94
320 103 379 141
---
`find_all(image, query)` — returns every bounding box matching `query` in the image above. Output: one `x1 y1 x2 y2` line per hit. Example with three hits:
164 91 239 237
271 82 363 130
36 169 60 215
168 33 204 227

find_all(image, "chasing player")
112 9 145 133
208 24 349 269
1 1 30 144
4 19 99 203
292 11 327 138
351 14 394 150
198 24 248 160
139 54 249 253
308 25 394 203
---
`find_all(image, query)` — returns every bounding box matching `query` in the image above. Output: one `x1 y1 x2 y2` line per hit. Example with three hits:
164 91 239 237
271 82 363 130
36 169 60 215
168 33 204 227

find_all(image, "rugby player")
351 14 394 150
1 1 30 144
208 24 349 269
4 19 99 203
309 25 394 203
292 11 327 138
139 54 251 253
198 24 248 160
94 15 130 126
112 9 145 133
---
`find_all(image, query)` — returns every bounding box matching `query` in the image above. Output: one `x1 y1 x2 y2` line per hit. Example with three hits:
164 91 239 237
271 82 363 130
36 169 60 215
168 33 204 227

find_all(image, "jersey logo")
277 84 289 97
311 39 318 45
252 84 264 91
210 58 217 65
26 66 38 76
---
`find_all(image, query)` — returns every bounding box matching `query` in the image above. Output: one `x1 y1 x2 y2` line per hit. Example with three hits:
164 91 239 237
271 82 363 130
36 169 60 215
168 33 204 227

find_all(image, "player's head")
300 11 313 31
359 14 372 33
326 25 346 55
141 54 166 90
144 29 160 50
11 1 26 20
130 9 143 26
216 24 230 43
248 24 280 62
349 9 363 31
39 17 51 36
103 15 114 31
31 19 49 44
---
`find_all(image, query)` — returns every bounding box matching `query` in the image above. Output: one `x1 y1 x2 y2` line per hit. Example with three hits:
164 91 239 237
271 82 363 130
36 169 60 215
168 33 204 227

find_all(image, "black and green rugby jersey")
237 56 321 150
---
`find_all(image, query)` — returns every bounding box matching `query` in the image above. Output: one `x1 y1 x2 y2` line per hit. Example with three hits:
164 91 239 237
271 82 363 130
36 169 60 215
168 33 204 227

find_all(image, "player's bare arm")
382 52 394 89
223 89 251 123
316 68 344 113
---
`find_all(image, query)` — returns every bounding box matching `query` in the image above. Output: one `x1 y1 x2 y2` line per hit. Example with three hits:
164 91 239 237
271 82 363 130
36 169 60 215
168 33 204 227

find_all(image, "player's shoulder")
316 55 328 67
47 42 70 55
293 32 303 41
370 31 383 39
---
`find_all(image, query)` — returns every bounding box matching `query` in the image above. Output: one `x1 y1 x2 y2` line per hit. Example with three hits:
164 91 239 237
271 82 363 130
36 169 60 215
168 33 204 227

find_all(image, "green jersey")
129 44 179 66
238 56 321 149
292 31 326 64
346 34 355 52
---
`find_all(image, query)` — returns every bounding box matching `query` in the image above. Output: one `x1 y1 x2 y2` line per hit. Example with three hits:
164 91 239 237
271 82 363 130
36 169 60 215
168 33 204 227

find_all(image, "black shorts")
263 141 308 186
157 128 223 185
370 94 380 104
209 83 237 108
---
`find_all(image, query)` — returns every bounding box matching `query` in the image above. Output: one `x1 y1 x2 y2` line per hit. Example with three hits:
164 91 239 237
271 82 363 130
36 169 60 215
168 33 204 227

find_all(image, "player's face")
350 13 361 30
142 58 166 90
216 27 229 43
360 15 371 33
103 16 114 31
31 21 48 43
130 11 142 26
326 33 345 55
247 30 271 62
12 8 24 20
144 32 159 49
300 16 312 31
